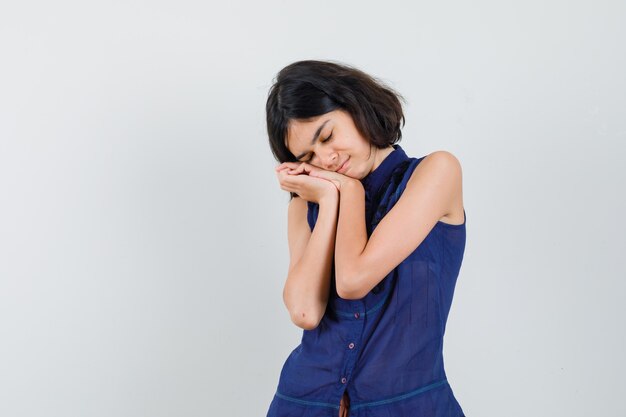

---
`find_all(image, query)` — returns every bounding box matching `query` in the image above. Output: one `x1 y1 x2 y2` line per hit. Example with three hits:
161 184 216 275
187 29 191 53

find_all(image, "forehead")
286 117 321 146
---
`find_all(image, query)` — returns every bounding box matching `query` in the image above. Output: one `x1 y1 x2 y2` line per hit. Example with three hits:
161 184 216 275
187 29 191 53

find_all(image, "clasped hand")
275 161 356 204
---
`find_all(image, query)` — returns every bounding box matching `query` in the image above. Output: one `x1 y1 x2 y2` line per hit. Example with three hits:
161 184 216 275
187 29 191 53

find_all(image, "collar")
360 144 409 195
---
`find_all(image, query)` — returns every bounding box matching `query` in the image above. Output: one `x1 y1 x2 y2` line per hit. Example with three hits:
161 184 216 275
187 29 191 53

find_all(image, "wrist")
319 190 339 207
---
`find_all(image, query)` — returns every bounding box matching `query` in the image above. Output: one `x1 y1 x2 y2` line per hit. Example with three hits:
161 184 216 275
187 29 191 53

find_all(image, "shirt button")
354 312 360 319
348 342 355 349
341 377 347 384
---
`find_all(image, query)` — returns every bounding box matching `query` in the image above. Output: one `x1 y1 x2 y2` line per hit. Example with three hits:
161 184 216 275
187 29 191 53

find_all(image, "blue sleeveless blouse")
267 144 467 417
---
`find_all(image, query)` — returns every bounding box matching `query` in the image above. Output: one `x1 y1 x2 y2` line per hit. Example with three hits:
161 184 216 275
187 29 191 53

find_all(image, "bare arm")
334 151 462 299
283 194 338 330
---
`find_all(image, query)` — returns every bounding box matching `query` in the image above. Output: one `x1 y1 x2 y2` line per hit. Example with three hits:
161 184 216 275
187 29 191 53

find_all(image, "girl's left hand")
275 162 355 191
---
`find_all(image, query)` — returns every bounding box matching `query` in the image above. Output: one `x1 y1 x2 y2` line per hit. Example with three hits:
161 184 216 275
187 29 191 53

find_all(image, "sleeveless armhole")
306 201 318 232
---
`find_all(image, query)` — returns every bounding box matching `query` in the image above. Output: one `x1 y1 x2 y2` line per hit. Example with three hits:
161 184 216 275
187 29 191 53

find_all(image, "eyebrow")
293 119 330 160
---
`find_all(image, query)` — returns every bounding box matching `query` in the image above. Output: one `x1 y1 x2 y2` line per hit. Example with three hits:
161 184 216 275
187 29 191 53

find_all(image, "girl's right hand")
275 163 338 204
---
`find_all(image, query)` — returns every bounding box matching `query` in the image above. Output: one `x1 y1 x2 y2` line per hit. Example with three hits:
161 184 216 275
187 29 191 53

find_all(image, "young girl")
265 60 467 417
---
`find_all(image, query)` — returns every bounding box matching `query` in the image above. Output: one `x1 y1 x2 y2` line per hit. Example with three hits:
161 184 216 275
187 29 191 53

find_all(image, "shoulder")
417 150 462 171
405 150 462 208
409 150 462 182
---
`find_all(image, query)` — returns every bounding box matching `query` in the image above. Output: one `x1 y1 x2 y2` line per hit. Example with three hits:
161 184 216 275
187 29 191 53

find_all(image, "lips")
337 157 349 173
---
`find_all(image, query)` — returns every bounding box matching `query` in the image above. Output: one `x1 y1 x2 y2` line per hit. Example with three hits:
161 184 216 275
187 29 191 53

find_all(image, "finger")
300 162 315 173
276 163 293 171
295 163 308 174
281 166 300 176
276 162 300 171
276 162 295 169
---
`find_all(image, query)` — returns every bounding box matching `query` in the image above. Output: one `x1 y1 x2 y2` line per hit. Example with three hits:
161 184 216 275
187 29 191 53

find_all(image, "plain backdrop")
1 1 625 416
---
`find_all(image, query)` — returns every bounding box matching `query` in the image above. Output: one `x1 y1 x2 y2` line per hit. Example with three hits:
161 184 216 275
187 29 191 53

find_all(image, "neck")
371 146 395 172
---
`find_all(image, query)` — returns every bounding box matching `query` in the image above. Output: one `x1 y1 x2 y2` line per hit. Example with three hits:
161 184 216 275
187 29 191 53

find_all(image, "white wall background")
1 1 624 416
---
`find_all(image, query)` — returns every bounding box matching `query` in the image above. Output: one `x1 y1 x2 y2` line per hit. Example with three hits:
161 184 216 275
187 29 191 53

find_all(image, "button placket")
338 305 363 392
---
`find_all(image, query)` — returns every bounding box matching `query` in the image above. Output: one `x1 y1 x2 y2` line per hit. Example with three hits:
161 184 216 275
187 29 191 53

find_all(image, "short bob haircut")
265 59 406 200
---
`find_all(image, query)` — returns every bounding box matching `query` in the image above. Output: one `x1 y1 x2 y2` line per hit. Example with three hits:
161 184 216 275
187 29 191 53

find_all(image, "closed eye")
303 132 333 162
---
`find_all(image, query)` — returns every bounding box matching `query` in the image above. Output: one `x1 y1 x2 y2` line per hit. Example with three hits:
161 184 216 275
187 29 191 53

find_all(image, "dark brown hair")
265 59 406 200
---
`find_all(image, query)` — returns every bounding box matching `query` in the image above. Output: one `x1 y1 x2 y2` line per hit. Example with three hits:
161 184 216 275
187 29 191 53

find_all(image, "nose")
321 152 338 170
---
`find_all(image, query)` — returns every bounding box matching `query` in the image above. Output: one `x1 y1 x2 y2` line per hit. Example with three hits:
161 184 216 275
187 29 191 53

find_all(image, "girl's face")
285 109 387 180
